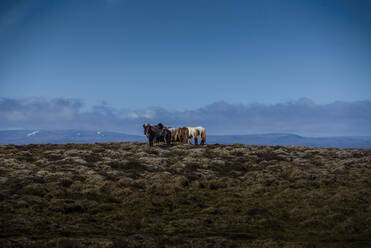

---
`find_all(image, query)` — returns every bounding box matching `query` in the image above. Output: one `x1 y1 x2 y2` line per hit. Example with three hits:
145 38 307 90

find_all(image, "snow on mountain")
27 130 40 137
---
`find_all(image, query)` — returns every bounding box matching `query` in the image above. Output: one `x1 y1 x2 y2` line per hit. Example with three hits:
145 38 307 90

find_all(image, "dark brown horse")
143 123 171 147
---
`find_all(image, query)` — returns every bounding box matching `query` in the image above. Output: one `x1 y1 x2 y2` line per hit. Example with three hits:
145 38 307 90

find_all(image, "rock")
36 170 49 177
170 162 186 173
58 156 87 164
21 183 47 196
85 174 105 184
211 159 226 167
14 200 29 208
175 176 189 187
118 177 134 187
0 177 8 184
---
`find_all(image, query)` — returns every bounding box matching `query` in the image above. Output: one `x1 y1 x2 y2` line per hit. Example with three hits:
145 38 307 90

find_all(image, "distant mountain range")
207 133 371 149
0 130 146 145
0 130 370 149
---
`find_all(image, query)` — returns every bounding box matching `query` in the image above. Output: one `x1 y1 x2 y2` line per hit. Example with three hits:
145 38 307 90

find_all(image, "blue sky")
0 0 370 135
1 0 370 109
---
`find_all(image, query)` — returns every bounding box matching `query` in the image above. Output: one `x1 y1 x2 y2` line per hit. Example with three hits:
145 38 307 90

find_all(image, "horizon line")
1 128 370 138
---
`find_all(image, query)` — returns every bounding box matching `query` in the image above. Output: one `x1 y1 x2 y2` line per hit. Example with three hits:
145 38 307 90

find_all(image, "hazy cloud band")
1 97 370 137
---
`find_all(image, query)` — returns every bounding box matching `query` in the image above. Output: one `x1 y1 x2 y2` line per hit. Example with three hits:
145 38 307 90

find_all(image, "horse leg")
201 130 206 145
149 137 154 147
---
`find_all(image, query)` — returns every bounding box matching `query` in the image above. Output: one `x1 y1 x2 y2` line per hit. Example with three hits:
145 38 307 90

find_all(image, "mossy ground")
0 142 370 247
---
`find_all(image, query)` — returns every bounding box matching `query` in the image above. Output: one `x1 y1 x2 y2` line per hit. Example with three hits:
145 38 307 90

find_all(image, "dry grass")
0 142 370 247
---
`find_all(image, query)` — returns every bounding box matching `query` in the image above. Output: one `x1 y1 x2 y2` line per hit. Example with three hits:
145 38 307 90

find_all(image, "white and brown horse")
166 127 177 141
186 126 206 145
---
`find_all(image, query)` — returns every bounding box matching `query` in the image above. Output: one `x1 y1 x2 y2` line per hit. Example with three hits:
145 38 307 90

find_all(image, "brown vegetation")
0 142 370 247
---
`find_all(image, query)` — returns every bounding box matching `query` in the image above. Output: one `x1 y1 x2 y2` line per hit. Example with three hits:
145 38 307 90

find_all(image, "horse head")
143 123 151 136
156 123 164 129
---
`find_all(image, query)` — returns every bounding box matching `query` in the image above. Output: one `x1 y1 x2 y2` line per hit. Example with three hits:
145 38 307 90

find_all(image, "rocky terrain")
0 142 370 247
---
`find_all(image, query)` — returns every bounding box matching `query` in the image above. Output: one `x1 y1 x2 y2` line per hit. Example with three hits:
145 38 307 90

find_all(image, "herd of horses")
143 123 206 147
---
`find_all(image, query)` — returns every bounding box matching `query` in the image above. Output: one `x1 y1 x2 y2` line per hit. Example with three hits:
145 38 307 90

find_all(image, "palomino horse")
143 123 171 146
174 127 189 144
186 126 206 145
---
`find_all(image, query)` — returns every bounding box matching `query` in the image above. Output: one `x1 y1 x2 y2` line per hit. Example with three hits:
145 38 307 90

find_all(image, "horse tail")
184 128 189 143
201 128 206 144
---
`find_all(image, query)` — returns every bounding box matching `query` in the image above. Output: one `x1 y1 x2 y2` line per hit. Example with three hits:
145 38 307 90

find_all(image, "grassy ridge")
0 143 370 247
